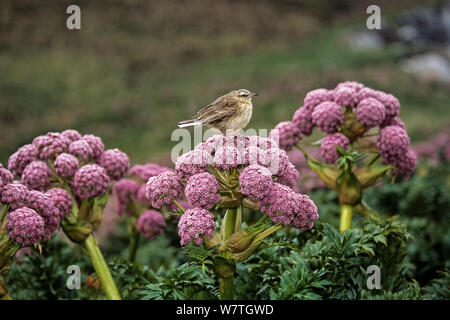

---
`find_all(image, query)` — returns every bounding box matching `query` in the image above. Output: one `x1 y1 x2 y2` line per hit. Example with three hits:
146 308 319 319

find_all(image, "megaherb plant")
3 130 130 300
270 82 416 232
144 134 319 299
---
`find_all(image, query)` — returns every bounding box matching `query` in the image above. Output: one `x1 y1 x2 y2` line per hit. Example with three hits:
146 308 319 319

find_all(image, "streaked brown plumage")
178 89 258 135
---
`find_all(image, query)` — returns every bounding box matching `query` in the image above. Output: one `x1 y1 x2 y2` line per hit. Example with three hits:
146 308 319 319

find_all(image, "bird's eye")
239 93 248 97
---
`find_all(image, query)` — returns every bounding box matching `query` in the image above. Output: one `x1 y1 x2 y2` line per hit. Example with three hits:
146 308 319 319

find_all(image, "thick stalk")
128 228 140 262
339 204 353 233
83 235 121 300
220 208 238 300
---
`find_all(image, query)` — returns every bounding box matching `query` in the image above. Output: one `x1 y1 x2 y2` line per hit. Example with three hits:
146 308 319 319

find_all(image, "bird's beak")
251 92 259 96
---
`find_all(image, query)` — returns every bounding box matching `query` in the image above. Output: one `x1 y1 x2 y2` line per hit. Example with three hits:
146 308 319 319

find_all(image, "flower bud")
225 224 266 253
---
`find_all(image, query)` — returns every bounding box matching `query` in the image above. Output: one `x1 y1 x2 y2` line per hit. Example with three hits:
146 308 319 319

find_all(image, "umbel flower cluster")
272 81 417 179
113 163 176 240
145 134 319 251
6 130 130 242
4 129 128 300
271 81 417 234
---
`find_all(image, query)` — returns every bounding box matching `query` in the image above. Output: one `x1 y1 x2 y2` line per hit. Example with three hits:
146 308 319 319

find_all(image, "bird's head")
230 89 258 103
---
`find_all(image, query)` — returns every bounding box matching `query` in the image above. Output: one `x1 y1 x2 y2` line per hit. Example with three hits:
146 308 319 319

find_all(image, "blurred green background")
1 0 449 165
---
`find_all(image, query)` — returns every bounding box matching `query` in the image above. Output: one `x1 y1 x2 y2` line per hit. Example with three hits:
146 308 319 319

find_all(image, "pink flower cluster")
113 162 175 239
73 164 110 200
6 207 45 246
258 183 318 230
269 121 301 151
1 165 63 245
376 125 416 178
279 81 416 178
145 171 182 210
177 208 216 246
136 210 166 239
185 172 220 209
153 134 319 245
320 133 350 164
7 129 129 201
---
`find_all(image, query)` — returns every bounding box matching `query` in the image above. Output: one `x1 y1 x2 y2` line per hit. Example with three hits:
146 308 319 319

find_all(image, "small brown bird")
178 89 258 135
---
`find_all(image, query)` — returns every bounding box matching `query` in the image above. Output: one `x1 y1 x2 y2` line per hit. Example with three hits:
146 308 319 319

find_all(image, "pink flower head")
61 129 82 142
239 165 273 200
6 207 45 246
312 101 344 133
137 210 166 239
357 87 378 101
320 133 350 164
113 178 140 215
390 149 417 179
269 121 301 152
177 208 216 246
145 171 182 209
185 172 221 209
291 194 319 230
0 182 28 210
68 140 93 162
376 126 410 162
73 164 110 200
175 149 213 181
377 91 400 118
8 144 38 176
129 163 170 181
45 188 72 219
32 132 69 160
195 135 225 155
136 184 150 204
333 86 359 108
380 116 406 130
22 161 53 191
247 136 279 150
335 81 365 92
223 134 249 151
97 148 130 181
0 166 14 189
293 107 314 136
265 148 289 175
82 134 104 159
26 190 61 238
258 183 300 227
214 145 244 170
276 162 300 188
303 88 333 111
244 146 269 167
355 98 386 128
54 153 79 178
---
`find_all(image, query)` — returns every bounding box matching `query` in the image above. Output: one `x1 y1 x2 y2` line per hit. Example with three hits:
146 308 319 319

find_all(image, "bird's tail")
178 119 202 128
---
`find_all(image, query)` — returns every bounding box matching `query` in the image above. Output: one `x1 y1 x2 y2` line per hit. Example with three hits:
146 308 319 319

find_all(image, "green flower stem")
220 207 238 300
83 234 121 300
367 154 381 166
253 223 282 243
172 198 186 213
355 201 384 224
295 143 319 162
339 204 353 233
128 226 140 262
0 205 10 224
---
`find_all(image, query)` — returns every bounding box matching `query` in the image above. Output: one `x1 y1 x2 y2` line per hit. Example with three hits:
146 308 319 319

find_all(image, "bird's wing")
195 96 236 124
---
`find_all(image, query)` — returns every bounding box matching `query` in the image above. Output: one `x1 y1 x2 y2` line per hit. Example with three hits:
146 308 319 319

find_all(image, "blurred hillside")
0 0 449 165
